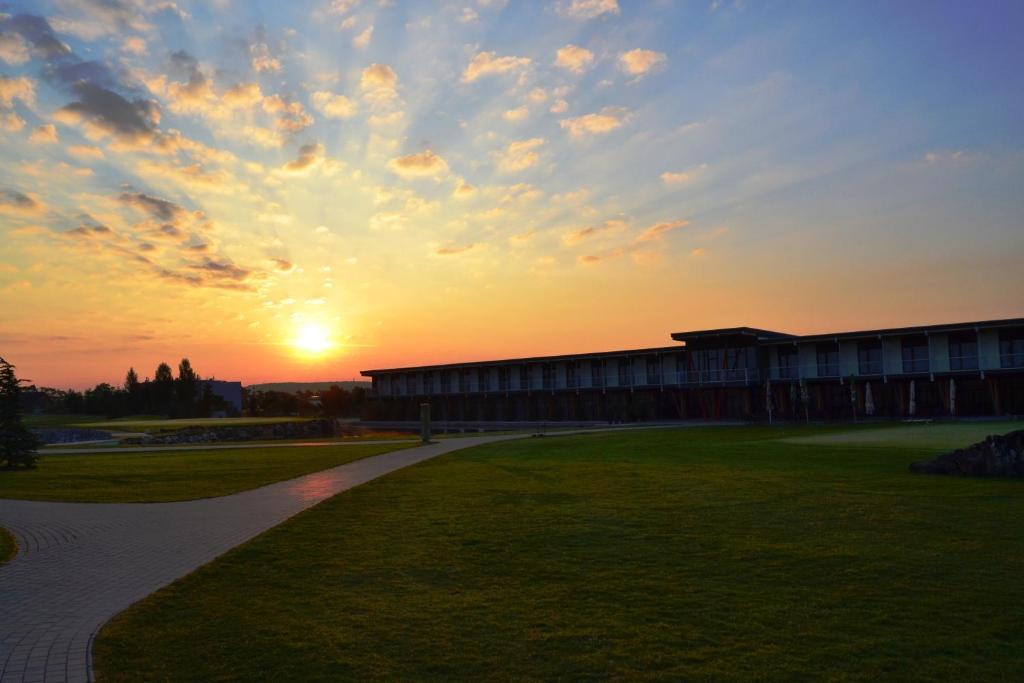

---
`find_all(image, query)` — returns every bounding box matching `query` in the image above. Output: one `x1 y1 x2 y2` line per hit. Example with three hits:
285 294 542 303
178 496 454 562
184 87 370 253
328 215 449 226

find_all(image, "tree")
154 362 174 415
0 357 40 468
124 367 140 394
176 358 199 416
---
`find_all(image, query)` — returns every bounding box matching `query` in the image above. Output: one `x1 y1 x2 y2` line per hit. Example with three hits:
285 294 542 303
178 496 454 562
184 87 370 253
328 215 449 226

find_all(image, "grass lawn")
0 526 15 564
95 424 1024 681
0 443 411 503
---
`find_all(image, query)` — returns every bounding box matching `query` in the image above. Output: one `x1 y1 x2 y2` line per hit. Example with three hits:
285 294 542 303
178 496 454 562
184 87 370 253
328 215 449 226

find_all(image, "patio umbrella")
865 382 875 416
799 379 810 423
909 379 916 417
765 377 773 424
850 379 857 418
949 377 956 416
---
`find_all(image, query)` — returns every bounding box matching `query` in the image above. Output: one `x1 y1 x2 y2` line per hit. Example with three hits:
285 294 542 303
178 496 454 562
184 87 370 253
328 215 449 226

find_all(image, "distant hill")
246 381 370 394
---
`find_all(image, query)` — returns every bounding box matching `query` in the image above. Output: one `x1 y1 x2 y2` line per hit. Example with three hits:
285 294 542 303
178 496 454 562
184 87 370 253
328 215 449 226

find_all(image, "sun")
292 322 333 356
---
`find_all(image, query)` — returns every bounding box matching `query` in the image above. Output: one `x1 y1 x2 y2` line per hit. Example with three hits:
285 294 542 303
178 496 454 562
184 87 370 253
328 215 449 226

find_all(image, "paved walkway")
40 438 418 456
0 435 521 683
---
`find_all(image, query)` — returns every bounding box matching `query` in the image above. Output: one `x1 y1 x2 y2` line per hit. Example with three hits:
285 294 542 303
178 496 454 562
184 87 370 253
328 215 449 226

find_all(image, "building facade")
361 318 1024 421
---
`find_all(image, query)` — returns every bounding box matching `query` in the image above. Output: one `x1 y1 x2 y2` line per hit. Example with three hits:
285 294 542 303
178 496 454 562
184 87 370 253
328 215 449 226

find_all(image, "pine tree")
0 357 40 468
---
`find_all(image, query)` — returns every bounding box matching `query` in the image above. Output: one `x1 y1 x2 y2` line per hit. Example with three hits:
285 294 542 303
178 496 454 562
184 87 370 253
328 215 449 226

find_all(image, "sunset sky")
1 0 1023 389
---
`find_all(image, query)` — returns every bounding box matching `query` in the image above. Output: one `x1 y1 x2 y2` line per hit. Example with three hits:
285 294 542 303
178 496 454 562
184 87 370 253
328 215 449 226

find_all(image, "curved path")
0 434 523 683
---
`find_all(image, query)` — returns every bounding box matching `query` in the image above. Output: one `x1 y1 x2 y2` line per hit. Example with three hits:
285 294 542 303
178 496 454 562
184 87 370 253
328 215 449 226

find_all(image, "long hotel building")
361 318 1024 421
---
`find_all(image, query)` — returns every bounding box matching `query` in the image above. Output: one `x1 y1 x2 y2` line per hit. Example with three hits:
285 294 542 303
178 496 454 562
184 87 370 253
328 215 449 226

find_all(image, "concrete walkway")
0 434 522 683
40 438 418 456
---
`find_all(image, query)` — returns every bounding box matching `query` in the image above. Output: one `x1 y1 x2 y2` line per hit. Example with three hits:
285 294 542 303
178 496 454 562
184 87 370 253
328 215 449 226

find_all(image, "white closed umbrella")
909 380 916 417
949 377 956 416
865 382 875 416
765 377 773 424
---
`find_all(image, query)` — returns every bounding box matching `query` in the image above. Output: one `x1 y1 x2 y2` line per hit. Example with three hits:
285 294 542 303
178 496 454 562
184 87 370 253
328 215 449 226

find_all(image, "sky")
1 0 1023 389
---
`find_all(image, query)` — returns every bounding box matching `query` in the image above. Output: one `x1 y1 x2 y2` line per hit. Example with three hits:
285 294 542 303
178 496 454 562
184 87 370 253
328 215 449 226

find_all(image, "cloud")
435 243 476 255
387 149 449 178
461 51 531 83
496 137 544 172
53 82 161 149
262 94 314 134
562 218 627 246
0 30 29 64
0 74 34 107
554 44 594 74
508 230 535 245
188 257 250 281
502 106 529 123
311 90 357 119
550 99 568 113
619 48 667 77
691 247 707 257
559 107 629 138
633 219 688 244
119 191 188 223
271 258 294 271
0 189 45 214
360 63 399 105
250 42 281 73
453 181 476 198
29 123 58 144
223 82 263 108
661 164 708 185
578 247 624 265
121 36 146 55
0 14 71 59
282 141 325 174
67 144 104 160
558 0 620 20
352 25 373 49
459 7 480 23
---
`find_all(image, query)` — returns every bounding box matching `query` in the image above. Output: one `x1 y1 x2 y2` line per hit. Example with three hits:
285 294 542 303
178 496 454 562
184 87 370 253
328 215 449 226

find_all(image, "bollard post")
420 402 431 444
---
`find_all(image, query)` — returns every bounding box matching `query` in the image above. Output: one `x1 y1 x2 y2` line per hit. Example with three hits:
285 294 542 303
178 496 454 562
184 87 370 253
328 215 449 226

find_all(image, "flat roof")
361 345 683 376
670 326 795 342
760 317 1024 345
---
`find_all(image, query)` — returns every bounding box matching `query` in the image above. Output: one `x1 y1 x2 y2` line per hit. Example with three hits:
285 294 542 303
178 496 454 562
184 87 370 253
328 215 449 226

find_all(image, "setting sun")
293 323 333 357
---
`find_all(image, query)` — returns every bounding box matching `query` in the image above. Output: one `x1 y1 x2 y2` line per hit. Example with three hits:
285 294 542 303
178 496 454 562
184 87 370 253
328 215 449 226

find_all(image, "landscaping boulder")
909 429 1024 477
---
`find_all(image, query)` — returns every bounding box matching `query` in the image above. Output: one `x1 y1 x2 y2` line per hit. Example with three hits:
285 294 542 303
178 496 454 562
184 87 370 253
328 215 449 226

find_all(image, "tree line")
25 358 229 419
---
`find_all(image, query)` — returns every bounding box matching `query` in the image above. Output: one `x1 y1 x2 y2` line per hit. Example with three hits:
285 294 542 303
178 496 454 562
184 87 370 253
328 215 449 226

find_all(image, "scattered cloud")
461 51 531 83
0 31 30 64
633 219 688 244
435 243 476 255
311 90 357 119
502 106 529 123
29 123 58 144
661 164 708 185
550 99 568 113
121 36 147 56
0 74 34 107
496 137 545 172
0 189 45 215
555 44 594 74
223 82 263 108
560 107 630 138
282 141 326 174
352 25 373 49
360 63 399 105
67 144 104 160
558 0 620 20
249 42 281 73
562 219 627 246
619 48 667 78
387 149 449 178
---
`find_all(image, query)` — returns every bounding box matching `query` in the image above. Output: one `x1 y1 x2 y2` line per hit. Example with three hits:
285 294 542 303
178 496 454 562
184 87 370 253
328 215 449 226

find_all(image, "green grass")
781 420 1022 449
24 413 109 428
95 425 1024 681
0 443 411 503
0 526 15 564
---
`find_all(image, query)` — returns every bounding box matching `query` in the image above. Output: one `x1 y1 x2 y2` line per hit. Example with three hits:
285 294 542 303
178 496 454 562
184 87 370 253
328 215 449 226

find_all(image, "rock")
909 429 1024 477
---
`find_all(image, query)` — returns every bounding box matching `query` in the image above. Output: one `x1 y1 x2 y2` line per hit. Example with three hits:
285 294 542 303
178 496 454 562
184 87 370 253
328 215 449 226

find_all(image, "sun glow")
292 322 333 356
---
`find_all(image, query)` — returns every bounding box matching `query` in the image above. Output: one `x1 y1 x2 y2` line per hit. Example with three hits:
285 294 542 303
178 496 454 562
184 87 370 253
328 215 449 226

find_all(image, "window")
458 370 469 393
857 340 883 375
498 367 510 391
646 356 661 385
424 372 434 394
618 358 632 386
901 336 929 373
948 332 978 371
520 365 530 390
542 364 554 390
724 348 744 369
390 376 400 395
816 343 839 377
406 374 417 395
566 363 577 388
777 346 799 379
1000 329 1024 369
591 360 604 388
440 371 452 394
477 368 490 392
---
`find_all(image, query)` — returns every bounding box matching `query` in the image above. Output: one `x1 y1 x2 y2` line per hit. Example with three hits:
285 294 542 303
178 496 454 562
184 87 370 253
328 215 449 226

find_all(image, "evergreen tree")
0 357 40 468
176 358 199 416
154 362 174 414
124 367 140 394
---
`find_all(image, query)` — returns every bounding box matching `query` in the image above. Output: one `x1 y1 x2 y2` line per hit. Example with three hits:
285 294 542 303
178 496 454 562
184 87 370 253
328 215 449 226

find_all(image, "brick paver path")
0 435 521 683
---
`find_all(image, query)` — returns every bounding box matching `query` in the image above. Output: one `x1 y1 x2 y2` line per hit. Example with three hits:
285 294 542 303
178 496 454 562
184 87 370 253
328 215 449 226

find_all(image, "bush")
0 356 40 468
